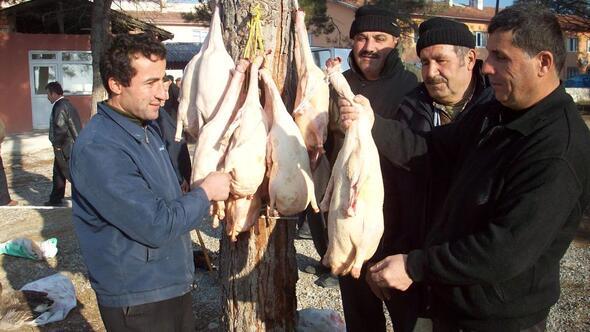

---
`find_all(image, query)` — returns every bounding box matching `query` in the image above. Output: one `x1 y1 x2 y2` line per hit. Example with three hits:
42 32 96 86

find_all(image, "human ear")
467 49 477 71
537 51 554 77
108 77 123 95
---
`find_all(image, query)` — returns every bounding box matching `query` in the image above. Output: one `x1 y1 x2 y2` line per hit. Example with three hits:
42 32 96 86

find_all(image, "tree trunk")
90 0 112 116
218 1 299 331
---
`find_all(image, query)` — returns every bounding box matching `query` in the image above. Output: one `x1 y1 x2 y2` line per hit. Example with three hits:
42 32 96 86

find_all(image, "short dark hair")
488 4 565 73
45 81 63 95
163 75 174 83
100 33 167 96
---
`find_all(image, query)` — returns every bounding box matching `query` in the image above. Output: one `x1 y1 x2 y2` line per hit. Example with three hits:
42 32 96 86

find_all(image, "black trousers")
98 292 195 332
339 270 420 332
433 317 547 332
0 154 11 205
48 156 67 203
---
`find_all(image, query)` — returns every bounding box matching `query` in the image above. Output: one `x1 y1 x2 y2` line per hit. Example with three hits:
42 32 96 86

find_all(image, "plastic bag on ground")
20 273 76 326
0 237 58 260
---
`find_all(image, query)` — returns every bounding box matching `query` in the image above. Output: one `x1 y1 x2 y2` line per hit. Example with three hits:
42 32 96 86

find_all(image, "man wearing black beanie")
357 16 494 330
338 5 588 331
315 4 419 332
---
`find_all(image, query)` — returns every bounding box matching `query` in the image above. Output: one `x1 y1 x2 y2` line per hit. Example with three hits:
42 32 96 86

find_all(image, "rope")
243 4 265 60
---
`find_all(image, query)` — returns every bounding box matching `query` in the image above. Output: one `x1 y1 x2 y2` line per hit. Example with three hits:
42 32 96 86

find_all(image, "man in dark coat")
0 118 17 206
338 5 590 331
163 74 180 123
309 5 419 332
363 17 495 328
44 81 82 206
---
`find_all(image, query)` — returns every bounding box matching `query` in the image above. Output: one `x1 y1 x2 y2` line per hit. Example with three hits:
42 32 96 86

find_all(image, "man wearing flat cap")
304 4 420 332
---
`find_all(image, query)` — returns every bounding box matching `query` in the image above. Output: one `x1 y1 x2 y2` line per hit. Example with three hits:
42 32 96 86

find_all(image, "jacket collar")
347 48 404 81
97 102 149 143
503 84 571 137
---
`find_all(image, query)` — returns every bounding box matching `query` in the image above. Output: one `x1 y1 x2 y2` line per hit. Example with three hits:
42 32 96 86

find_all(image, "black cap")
349 5 401 39
416 17 475 55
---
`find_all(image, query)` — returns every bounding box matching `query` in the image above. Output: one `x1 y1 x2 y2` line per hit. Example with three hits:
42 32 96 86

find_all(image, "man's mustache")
359 51 380 58
425 76 447 85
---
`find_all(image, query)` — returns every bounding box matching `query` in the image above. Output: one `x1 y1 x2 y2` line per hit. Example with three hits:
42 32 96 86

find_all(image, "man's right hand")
338 94 374 130
199 172 231 201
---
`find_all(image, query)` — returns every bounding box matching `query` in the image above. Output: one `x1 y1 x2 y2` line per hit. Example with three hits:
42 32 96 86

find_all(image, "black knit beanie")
349 5 401 39
416 17 475 55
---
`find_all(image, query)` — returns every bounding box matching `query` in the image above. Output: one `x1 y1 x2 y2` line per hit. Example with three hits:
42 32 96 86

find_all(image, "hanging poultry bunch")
180 3 320 242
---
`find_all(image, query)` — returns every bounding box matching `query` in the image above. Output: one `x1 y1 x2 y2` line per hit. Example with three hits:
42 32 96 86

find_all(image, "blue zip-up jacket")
71 102 210 307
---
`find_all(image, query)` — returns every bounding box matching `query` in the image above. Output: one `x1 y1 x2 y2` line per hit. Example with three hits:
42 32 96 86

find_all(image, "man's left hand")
368 254 413 291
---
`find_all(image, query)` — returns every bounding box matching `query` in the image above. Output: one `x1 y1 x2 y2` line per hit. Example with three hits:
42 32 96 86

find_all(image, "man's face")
482 30 538 110
420 44 474 105
352 31 398 80
46 91 58 103
110 53 166 121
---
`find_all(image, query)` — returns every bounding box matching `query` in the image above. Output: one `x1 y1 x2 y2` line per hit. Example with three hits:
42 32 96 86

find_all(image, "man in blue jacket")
71 33 230 331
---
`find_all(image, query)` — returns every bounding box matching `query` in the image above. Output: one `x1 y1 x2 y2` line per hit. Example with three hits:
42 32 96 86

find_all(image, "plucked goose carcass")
260 68 319 216
175 4 234 141
292 8 330 171
320 57 384 279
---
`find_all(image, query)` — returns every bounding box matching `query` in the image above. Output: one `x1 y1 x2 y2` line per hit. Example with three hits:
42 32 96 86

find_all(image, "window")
474 32 487 48
566 37 578 52
30 51 93 95
192 29 208 43
31 53 57 60
566 67 579 79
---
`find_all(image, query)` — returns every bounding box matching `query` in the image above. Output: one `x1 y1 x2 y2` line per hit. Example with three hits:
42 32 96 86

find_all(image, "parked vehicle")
312 47 351 72
565 74 590 88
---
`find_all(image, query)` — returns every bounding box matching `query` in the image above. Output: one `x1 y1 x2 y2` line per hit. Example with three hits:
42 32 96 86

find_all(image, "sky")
483 0 514 8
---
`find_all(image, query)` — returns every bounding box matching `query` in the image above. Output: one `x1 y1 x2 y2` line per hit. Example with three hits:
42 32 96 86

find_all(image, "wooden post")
218 1 299 331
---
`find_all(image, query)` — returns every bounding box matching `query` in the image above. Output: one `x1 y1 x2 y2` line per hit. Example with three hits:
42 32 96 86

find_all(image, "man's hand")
338 94 374 130
199 172 231 201
365 263 392 301
368 254 413 291
180 180 190 193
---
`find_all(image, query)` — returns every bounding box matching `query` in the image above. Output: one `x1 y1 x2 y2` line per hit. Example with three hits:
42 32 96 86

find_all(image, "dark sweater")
373 85 590 331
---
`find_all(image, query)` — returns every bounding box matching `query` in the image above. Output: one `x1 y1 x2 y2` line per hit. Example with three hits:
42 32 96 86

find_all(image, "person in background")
163 74 180 123
44 81 82 207
70 33 230 331
339 5 590 331
0 118 17 206
175 77 182 89
158 75 191 192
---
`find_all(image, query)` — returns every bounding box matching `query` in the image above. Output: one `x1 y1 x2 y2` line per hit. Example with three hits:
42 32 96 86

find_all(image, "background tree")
514 0 589 31
90 0 113 116
184 0 334 35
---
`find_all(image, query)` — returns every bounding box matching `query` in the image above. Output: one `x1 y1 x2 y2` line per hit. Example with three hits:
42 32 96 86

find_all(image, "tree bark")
218 1 299 331
90 0 112 116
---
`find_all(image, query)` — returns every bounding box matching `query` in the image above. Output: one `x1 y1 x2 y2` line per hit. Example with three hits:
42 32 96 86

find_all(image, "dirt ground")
0 140 589 331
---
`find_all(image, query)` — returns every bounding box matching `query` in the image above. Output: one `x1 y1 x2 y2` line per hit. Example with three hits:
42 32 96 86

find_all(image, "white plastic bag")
20 273 76 326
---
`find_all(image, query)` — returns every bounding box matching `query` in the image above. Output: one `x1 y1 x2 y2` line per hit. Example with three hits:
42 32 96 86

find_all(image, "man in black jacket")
44 82 82 206
311 5 419 332
340 5 590 331
364 17 495 325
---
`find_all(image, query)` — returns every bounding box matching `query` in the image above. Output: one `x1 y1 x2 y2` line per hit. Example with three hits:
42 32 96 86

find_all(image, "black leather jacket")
49 97 82 177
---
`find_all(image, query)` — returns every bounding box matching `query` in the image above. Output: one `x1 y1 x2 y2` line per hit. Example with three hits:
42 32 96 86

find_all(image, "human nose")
155 81 167 101
482 58 494 75
423 62 438 79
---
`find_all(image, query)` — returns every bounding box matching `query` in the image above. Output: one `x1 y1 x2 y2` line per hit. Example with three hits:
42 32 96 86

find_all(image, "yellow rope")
242 3 265 60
